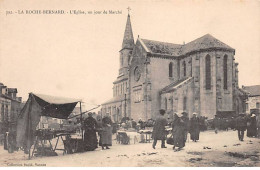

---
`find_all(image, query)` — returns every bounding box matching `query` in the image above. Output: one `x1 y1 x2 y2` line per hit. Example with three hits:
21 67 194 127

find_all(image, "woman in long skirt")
101 114 113 149
172 113 186 151
189 113 200 142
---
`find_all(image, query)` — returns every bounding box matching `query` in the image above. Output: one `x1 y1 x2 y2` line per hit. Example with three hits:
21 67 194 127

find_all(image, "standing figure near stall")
181 112 189 142
189 113 200 142
257 113 260 138
96 115 103 147
101 113 113 149
172 112 186 151
152 109 167 149
235 113 247 141
247 114 257 137
83 112 98 151
213 115 220 134
138 118 145 130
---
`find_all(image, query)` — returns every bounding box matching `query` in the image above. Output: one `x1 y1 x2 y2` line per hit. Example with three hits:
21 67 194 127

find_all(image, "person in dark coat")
235 114 247 141
229 117 236 130
152 109 167 149
101 114 113 149
83 112 98 151
257 114 260 138
247 114 257 137
172 112 186 151
138 119 145 130
213 115 221 134
189 112 200 142
181 112 189 142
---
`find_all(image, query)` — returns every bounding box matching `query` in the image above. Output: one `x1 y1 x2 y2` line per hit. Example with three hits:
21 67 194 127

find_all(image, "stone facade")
243 85 260 114
101 14 245 122
0 83 23 134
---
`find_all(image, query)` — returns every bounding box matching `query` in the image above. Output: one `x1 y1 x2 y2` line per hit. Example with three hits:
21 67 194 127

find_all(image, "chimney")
1 86 7 95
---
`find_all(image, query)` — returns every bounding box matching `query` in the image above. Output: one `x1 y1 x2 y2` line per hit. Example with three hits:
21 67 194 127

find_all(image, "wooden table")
138 130 152 143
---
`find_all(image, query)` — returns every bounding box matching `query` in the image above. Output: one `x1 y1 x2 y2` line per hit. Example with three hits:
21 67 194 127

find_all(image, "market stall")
16 93 84 159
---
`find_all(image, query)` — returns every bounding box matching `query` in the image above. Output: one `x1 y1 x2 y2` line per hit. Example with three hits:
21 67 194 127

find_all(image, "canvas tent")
16 93 81 151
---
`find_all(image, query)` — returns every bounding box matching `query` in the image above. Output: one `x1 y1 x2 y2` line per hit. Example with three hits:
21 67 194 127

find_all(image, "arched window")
183 61 186 77
169 62 173 77
120 55 123 67
223 55 228 90
170 98 173 110
183 97 187 111
113 87 115 97
165 98 167 110
205 55 211 90
190 59 193 76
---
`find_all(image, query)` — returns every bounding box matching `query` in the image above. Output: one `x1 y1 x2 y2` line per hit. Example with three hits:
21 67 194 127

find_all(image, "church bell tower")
118 14 135 76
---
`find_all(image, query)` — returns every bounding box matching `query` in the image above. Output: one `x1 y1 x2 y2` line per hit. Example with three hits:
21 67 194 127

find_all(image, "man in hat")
152 109 167 149
235 113 247 141
189 112 200 142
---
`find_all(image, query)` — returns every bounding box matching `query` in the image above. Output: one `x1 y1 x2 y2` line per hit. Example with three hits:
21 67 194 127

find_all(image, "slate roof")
102 95 125 105
243 85 260 96
161 77 193 94
122 14 135 50
0 94 20 102
141 34 234 57
141 39 182 56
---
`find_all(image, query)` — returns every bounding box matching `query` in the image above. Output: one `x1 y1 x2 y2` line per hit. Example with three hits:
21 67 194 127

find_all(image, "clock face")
134 66 141 82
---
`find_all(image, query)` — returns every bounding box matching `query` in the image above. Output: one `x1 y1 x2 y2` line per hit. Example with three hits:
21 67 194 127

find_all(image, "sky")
0 0 260 111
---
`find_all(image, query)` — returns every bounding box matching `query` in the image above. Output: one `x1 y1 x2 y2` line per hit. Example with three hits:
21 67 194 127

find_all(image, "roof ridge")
141 38 182 46
183 33 233 49
244 85 260 87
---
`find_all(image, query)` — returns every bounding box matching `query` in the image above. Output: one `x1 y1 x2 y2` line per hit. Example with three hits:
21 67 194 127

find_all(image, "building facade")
0 83 23 134
243 85 260 115
101 14 245 122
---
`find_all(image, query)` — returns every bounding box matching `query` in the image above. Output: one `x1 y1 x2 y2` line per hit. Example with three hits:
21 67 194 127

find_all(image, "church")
101 14 246 122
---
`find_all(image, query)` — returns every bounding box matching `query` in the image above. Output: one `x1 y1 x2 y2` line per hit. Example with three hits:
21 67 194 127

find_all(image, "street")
0 130 259 167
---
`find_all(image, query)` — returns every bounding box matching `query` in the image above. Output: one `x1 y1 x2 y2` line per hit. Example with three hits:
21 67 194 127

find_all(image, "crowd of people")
81 110 259 153
82 113 113 151
152 109 201 152
234 113 258 141
151 109 260 152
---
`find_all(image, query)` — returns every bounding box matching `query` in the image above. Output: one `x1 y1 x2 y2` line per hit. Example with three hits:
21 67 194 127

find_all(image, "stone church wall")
149 57 177 119
215 51 234 112
199 51 217 118
128 42 147 121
